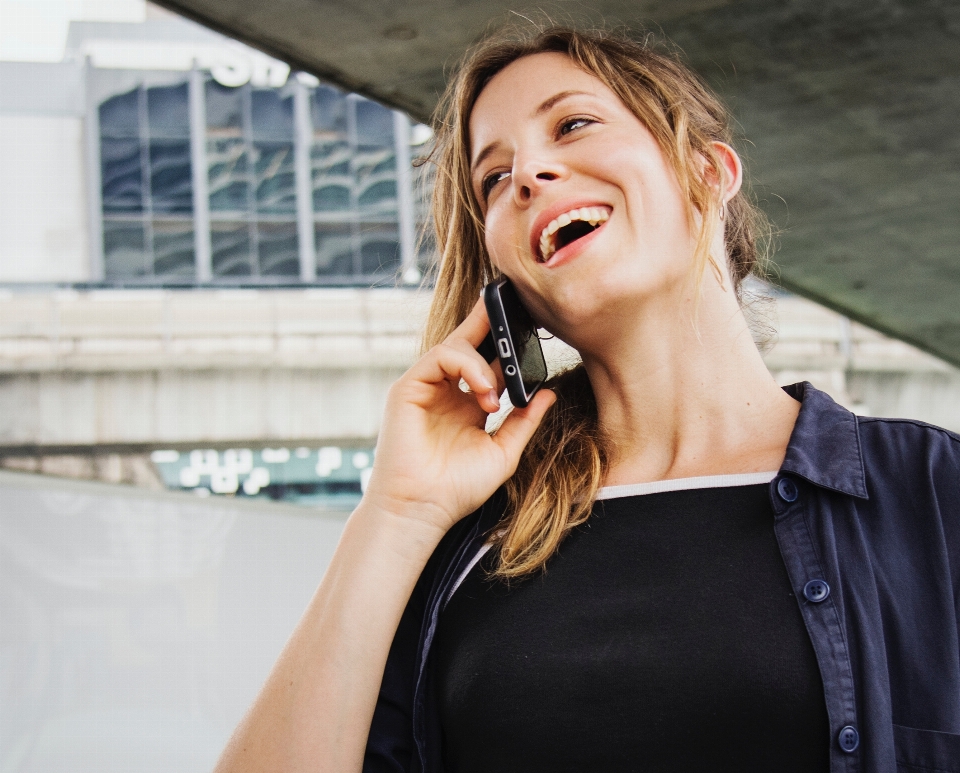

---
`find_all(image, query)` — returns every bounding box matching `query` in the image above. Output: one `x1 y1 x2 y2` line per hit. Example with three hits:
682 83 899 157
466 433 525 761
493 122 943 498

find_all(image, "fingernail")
487 390 500 407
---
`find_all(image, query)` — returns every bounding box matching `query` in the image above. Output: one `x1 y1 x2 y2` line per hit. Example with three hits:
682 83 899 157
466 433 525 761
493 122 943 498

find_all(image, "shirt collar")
780 382 868 499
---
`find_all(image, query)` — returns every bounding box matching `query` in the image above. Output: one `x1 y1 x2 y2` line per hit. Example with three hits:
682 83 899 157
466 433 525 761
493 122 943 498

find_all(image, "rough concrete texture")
154 0 960 366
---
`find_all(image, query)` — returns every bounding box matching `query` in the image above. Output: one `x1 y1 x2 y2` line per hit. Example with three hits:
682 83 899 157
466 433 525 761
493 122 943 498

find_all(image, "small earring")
719 203 726 221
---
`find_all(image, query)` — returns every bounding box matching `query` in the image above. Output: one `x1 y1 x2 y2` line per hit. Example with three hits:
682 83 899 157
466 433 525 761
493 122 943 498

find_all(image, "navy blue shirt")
364 383 960 773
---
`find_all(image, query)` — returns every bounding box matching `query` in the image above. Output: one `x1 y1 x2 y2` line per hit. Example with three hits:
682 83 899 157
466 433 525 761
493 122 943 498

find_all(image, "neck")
575 277 799 486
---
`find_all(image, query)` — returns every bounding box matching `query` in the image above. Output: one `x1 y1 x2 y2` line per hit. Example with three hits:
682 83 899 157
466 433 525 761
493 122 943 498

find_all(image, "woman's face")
469 52 699 342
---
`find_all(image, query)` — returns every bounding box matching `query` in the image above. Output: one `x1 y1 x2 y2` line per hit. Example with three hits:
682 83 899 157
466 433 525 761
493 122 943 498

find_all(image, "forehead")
468 52 615 154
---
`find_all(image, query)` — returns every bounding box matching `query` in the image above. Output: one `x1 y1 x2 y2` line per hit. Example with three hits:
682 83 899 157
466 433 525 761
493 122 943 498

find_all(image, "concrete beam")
151 0 960 370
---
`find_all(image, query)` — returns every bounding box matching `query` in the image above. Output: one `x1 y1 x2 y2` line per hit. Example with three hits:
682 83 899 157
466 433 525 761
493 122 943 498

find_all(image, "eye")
559 117 594 136
481 170 510 199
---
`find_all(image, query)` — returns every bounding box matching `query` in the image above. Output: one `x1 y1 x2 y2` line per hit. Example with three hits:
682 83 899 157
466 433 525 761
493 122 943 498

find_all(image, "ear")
708 141 743 205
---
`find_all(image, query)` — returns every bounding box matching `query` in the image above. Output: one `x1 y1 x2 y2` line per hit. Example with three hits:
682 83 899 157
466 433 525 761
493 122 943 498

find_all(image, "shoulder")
852 415 960 519
856 414 960 470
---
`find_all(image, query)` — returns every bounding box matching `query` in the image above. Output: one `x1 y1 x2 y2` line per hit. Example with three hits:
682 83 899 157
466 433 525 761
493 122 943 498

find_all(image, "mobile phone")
477 277 547 408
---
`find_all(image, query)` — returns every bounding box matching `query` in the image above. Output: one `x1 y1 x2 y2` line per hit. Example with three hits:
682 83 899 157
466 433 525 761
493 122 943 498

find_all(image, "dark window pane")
208 138 249 212
103 220 148 278
147 83 189 138
149 140 193 213
251 90 293 141
254 142 295 214
359 224 400 274
101 137 143 213
211 221 254 277
152 220 195 277
358 179 397 208
99 88 140 138
313 184 350 212
315 222 354 275
355 99 393 148
257 221 299 276
206 81 244 132
311 85 347 133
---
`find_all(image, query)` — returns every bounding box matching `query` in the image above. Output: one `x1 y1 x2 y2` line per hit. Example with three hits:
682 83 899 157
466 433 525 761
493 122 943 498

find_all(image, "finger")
492 388 557 460
408 341 501 412
445 296 492 350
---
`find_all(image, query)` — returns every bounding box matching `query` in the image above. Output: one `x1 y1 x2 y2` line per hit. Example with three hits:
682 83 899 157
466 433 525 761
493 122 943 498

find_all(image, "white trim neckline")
596 471 780 501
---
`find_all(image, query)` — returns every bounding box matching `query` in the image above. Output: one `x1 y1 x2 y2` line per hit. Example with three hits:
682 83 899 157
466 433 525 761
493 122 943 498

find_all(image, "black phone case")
480 279 546 408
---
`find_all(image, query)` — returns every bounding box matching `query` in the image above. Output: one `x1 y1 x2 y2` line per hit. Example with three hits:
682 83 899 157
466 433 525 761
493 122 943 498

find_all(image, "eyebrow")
470 89 593 174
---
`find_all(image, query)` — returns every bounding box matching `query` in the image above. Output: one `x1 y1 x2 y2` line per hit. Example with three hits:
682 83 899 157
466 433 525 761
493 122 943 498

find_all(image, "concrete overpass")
154 0 960 368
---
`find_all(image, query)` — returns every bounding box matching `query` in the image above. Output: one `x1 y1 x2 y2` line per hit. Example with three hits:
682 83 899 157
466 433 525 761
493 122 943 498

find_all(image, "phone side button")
504 364 517 376
498 338 511 358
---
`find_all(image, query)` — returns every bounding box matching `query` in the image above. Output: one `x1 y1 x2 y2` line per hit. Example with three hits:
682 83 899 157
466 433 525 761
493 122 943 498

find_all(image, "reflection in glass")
251 90 293 140
147 83 189 138
257 222 299 276
208 138 249 212
99 88 140 138
253 142 295 214
152 220 195 277
101 137 143 213
359 224 400 274
206 81 244 131
103 221 148 277
211 221 253 277
312 140 351 212
355 99 394 148
311 86 347 133
315 223 354 275
149 140 193 213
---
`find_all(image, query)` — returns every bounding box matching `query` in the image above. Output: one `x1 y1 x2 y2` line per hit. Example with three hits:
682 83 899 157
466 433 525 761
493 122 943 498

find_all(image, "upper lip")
529 199 613 262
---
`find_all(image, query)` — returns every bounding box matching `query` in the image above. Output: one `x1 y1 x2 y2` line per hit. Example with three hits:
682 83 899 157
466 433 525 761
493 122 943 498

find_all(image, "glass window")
253 142 295 214
206 81 244 132
355 99 394 148
147 83 189 139
315 222 354 275
99 88 140 138
251 89 293 141
101 137 144 213
311 85 347 134
152 220 195 277
358 179 397 209
257 221 299 276
103 221 148 278
208 137 249 213
149 140 193 213
211 221 254 277
358 223 400 275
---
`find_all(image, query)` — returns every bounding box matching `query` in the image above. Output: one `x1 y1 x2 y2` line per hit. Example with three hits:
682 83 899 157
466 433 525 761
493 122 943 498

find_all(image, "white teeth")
537 207 610 261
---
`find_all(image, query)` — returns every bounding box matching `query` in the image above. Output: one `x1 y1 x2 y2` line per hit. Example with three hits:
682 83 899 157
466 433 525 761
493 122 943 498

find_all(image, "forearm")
213 500 446 773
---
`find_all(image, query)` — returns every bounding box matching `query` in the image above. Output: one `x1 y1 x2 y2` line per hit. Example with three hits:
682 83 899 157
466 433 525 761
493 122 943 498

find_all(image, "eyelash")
478 116 596 200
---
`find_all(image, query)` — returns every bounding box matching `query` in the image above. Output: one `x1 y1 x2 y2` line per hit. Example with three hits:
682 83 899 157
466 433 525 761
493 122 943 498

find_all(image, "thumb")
492 389 557 464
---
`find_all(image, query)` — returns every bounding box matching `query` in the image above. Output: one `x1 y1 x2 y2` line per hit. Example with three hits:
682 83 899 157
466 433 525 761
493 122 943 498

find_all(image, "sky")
0 0 146 61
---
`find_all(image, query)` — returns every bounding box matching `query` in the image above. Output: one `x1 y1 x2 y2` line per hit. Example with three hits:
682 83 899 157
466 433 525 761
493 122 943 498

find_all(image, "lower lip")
541 220 609 269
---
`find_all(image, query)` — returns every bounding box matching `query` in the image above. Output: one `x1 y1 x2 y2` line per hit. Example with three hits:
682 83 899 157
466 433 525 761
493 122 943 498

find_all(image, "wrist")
349 496 451 564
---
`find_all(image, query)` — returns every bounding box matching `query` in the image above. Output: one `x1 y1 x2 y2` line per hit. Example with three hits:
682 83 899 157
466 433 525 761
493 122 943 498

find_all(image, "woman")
215 27 960 773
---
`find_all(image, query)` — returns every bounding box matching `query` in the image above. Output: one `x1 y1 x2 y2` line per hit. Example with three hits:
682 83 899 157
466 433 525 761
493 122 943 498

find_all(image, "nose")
511 154 566 205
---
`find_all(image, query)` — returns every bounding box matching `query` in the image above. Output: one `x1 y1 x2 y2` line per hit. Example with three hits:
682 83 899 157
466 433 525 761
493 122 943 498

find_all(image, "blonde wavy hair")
421 26 770 578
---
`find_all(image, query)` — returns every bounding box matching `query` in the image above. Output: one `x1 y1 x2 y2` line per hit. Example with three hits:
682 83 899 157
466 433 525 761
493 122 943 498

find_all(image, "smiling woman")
213 24 960 773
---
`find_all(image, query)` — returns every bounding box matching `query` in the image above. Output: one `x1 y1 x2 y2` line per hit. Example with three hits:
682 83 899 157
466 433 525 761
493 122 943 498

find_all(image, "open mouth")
537 207 610 262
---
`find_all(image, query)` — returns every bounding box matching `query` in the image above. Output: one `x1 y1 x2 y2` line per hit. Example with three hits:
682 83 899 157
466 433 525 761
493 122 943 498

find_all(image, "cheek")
482 207 519 267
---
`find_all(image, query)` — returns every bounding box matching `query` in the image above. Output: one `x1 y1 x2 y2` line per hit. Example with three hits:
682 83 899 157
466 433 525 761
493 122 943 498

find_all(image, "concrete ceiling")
156 0 960 367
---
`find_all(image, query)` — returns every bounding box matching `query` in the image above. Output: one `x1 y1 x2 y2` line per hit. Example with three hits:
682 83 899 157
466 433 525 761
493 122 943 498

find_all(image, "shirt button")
777 476 799 502
838 725 859 753
803 579 831 603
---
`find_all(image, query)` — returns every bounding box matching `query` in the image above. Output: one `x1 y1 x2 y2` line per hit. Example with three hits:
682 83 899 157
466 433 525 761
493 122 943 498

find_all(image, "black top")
434 482 830 773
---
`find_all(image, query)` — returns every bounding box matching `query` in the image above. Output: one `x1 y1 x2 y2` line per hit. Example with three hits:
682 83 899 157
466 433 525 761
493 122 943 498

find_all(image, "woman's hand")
363 297 556 535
